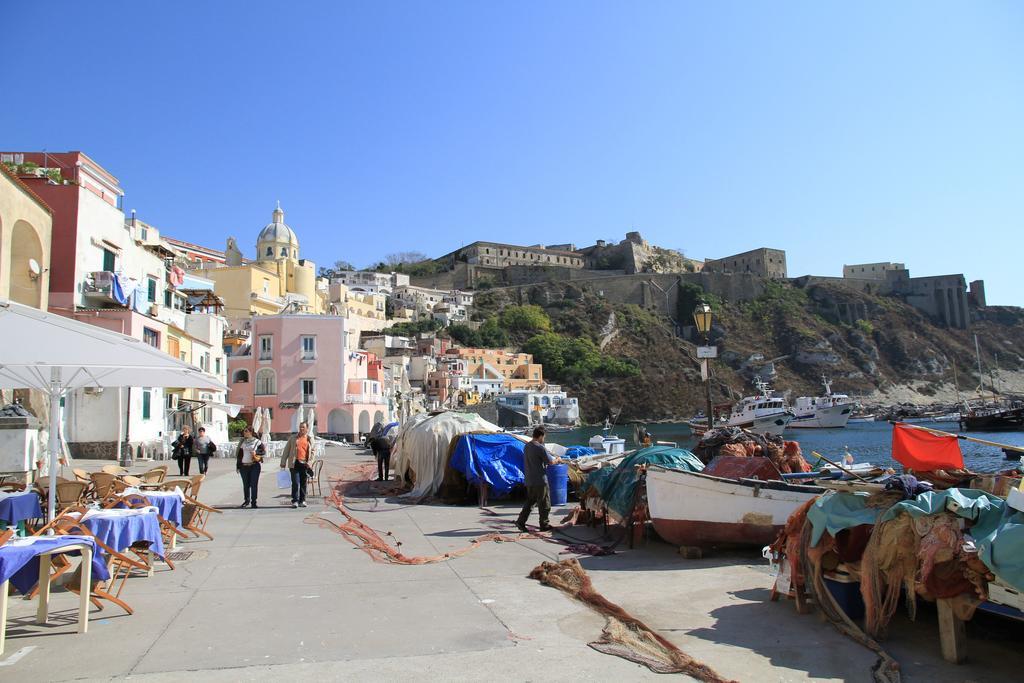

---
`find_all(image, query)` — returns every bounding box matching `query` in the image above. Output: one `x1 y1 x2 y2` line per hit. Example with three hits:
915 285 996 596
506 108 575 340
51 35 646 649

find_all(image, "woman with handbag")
194 426 217 474
280 421 315 508
171 425 195 476
235 426 266 508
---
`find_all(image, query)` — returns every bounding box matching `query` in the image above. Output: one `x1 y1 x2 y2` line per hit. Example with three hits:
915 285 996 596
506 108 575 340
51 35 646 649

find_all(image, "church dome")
256 201 299 261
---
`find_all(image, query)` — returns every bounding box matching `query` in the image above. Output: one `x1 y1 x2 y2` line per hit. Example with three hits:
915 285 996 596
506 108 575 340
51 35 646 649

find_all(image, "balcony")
344 393 386 405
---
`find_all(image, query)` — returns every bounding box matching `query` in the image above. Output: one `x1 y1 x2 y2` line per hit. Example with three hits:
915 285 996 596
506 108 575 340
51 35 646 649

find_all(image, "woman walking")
235 426 266 508
194 426 217 474
171 425 195 476
280 421 315 508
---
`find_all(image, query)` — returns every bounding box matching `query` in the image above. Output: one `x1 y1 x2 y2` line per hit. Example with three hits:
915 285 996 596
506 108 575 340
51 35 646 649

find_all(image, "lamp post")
692 302 715 432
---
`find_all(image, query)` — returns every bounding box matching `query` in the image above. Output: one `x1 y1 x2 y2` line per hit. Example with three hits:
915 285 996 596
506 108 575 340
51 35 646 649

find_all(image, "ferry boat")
789 376 854 429
689 380 793 436
495 386 580 429
960 401 1024 432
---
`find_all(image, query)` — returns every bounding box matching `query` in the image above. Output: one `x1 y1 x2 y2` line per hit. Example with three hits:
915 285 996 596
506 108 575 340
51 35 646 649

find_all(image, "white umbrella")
0 300 227 521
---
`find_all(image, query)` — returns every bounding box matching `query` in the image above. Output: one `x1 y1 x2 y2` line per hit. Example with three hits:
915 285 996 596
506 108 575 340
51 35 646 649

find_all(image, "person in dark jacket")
194 426 217 474
516 426 560 532
172 426 195 476
373 435 392 482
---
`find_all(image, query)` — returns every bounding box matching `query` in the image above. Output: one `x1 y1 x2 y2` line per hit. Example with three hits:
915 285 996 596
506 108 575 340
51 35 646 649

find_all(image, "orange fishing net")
529 558 735 682
308 476 524 564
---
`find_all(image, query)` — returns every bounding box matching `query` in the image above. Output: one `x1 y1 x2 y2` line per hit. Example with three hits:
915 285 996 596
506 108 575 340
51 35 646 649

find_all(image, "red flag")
891 422 963 470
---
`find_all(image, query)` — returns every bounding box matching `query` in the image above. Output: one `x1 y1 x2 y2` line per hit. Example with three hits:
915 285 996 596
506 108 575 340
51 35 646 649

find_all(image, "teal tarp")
584 446 704 517
810 488 1024 593
807 491 885 547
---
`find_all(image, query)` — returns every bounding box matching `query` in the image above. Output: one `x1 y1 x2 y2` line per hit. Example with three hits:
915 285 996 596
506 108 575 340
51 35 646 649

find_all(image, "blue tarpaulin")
563 446 598 459
449 433 526 495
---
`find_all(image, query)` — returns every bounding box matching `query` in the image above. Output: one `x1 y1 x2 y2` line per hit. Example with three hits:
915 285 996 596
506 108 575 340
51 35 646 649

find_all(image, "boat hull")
961 408 1024 432
646 466 821 547
789 403 852 429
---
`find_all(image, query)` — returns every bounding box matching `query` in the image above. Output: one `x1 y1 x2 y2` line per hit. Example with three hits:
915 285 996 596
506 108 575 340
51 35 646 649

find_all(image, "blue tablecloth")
118 491 183 528
0 535 110 594
81 509 165 558
0 491 43 526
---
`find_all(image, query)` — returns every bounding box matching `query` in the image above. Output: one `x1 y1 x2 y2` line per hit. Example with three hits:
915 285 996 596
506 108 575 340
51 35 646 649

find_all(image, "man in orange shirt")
280 421 316 508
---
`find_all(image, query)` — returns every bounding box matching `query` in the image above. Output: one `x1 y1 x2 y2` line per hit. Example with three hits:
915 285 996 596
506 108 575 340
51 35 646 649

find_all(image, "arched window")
281 246 288 257
255 368 277 395
232 369 250 383
265 246 273 257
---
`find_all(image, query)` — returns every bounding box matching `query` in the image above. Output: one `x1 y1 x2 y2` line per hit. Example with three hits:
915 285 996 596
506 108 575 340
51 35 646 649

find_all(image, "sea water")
544 420 1024 474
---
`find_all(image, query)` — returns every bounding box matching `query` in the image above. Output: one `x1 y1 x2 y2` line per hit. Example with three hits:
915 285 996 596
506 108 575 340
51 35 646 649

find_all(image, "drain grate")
166 551 194 561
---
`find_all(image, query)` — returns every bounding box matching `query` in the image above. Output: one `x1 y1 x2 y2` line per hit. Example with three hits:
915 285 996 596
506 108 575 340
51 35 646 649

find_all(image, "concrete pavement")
1 442 1021 681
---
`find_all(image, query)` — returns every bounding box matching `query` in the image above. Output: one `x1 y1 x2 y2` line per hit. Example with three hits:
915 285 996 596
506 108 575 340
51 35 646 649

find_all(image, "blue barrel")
547 464 569 506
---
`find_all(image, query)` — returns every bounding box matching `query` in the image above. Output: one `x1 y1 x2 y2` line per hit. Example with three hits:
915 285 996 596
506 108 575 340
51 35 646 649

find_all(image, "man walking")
281 421 315 508
516 426 558 532
373 434 392 482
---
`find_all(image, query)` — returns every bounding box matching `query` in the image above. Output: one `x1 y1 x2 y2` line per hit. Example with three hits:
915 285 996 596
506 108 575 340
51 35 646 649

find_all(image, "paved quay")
2 442 1021 681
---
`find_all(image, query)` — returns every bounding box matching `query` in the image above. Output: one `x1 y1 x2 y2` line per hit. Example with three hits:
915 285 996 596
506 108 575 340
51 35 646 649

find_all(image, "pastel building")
3 150 227 458
226 314 389 440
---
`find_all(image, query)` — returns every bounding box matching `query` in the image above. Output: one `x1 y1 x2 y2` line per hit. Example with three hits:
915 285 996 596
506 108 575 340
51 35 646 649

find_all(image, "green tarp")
584 445 704 518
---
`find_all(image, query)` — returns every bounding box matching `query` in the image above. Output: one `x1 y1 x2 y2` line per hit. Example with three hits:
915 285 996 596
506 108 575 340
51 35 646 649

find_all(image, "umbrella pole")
47 367 62 526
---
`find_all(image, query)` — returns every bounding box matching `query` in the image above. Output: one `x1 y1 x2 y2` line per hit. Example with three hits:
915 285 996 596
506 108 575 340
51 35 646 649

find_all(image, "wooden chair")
139 467 166 485
89 472 118 499
120 475 143 487
25 506 91 599
0 482 27 492
188 474 206 499
56 481 88 509
181 495 221 541
50 517 148 615
71 468 91 484
307 459 325 498
160 479 192 496
0 529 14 546
101 464 128 476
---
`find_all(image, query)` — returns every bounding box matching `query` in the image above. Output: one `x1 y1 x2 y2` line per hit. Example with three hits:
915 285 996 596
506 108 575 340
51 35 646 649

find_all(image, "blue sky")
3 2 1022 303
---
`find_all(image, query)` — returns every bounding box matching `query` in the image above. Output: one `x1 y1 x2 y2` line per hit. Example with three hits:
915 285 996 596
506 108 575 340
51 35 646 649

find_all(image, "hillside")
468 281 1024 423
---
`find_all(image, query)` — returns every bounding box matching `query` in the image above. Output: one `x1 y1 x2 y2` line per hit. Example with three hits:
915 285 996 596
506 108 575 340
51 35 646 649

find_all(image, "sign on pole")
697 345 718 359
700 359 709 382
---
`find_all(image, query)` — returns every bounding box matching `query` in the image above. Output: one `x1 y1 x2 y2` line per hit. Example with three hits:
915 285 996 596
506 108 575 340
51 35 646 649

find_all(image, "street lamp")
692 302 715 432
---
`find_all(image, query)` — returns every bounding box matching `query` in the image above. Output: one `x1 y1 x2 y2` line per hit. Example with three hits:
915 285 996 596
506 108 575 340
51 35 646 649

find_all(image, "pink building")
226 314 389 439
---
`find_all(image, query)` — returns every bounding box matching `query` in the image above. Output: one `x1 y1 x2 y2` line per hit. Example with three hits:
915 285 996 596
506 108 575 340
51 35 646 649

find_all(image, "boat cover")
449 433 526 496
563 446 598 459
809 488 1024 593
392 412 501 500
585 445 704 517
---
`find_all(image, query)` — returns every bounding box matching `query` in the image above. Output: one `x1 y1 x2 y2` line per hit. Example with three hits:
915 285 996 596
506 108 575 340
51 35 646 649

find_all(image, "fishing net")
528 558 734 682
860 515 919 638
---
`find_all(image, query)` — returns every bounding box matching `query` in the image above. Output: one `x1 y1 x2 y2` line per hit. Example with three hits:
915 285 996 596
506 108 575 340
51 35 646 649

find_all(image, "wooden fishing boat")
646 459 823 548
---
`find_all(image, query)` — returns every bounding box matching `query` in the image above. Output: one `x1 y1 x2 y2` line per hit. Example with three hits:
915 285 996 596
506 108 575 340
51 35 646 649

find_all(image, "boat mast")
974 334 984 397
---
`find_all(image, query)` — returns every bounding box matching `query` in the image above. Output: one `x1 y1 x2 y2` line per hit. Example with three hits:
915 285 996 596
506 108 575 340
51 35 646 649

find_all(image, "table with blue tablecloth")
0 535 109 653
120 488 184 527
0 491 43 532
77 508 165 559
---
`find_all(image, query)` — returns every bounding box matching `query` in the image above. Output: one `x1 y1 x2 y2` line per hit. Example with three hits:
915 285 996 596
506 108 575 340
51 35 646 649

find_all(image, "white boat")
790 377 854 429
646 464 822 547
690 380 793 436
848 414 876 423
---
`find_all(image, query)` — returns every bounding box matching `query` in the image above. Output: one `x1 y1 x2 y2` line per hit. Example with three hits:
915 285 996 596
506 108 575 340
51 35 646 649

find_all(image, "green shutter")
148 278 157 302
142 390 151 419
103 249 115 272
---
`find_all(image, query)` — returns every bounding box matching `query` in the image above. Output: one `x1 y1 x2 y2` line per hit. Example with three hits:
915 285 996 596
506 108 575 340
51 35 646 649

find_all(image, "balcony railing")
344 393 386 404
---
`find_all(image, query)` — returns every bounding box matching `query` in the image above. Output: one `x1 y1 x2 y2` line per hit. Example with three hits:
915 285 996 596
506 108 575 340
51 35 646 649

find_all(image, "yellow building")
0 164 54 415
448 347 545 391
187 203 324 324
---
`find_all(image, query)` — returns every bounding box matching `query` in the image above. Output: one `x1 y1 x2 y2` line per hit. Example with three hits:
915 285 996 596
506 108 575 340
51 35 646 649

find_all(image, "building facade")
226 314 388 440
703 247 788 279
437 241 585 270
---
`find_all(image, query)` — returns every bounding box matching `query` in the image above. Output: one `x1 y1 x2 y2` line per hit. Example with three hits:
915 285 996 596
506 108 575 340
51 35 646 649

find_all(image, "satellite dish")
28 258 41 277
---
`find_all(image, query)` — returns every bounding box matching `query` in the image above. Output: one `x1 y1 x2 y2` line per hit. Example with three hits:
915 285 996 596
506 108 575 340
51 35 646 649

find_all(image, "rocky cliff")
472 281 1024 422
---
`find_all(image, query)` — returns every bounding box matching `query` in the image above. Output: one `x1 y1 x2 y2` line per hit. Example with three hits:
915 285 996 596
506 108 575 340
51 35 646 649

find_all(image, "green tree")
499 305 551 334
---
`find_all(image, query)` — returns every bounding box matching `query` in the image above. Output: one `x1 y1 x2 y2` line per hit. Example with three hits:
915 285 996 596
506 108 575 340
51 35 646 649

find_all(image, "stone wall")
68 439 165 462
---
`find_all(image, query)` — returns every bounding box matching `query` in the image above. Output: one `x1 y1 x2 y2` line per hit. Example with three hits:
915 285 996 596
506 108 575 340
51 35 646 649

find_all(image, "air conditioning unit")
84 386 104 395
150 303 160 316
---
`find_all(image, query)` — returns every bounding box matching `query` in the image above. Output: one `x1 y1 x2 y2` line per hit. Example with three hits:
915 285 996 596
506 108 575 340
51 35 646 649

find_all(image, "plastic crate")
823 568 864 620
